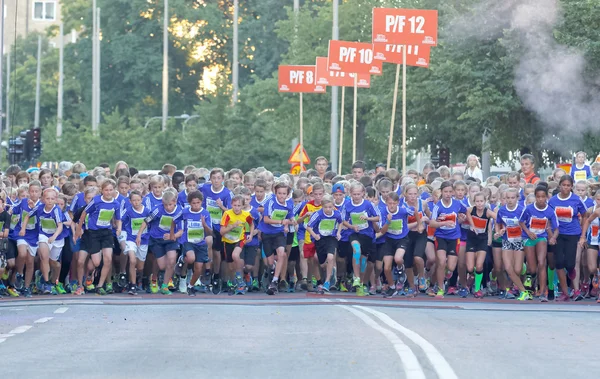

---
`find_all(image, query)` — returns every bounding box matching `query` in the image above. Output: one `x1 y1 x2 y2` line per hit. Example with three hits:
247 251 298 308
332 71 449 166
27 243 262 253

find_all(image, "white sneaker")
179 277 188 293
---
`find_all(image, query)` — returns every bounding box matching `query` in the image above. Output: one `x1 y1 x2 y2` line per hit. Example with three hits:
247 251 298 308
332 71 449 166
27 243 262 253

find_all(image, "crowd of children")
1 152 600 303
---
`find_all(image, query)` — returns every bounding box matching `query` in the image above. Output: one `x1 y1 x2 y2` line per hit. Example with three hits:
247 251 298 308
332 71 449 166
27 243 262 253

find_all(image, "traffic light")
439 148 450 167
23 129 33 160
430 153 440 168
32 128 42 158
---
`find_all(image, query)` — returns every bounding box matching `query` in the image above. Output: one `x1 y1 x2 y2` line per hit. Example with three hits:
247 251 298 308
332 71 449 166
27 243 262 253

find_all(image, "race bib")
97 208 115 227
206 199 222 225
41 218 58 235
350 212 368 231
555 207 573 223
187 221 205 243
506 225 522 242
318 219 336 236
271 209 288 222
130 218 144 236
224 226 244 242
10 214 19 229
387 219 404 235
574 170 587 181
529 217 547 235
438 213 456 230
158 215 173 231
23 212 36 230
471 216 488 234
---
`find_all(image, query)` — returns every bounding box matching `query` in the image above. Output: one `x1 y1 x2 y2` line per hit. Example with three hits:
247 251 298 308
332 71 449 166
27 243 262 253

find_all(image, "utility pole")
162 0 169 131
330 0 339 172
92 1 98 134
5 50 10 136
482 130 491 180
0 0 5 151
96 8 101 126
34 35 42 129
232 0 239 105
57 23 64 140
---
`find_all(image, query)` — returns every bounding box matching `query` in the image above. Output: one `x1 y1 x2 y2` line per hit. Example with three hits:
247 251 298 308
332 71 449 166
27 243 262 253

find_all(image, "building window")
33 1 56 21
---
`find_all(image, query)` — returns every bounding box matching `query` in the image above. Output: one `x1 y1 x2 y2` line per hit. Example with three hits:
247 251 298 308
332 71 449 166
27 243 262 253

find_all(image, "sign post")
328 41 381 164
279 65 325 172
373 8 438 173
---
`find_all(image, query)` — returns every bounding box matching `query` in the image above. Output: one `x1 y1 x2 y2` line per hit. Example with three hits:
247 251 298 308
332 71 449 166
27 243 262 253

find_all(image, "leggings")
553 234 578 271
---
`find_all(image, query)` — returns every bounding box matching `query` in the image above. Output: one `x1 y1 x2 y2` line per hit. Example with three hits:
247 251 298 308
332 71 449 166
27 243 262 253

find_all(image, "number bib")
387 219 404 235
529 217 547 236
158 215 173 231
318 219 336 236
555 207 573 223
97 209 115 227
206 199 222 225
187 221 205 243
130 218 144 236
40 218 58 235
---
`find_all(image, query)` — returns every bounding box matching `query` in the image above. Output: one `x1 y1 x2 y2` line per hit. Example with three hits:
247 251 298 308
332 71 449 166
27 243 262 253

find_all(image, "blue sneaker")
323 281 330 292
504 291 516 300
458 286 469 298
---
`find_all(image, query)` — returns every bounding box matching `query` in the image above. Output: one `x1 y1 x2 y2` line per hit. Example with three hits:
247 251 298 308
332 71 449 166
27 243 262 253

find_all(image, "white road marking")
356 306 459 379
0 334 14 338
337 299 348 302
8 308 23 311
338 305 425 379
54 307 68 314
320 298 332 302
0 338 6 344
34 317 54 324
9 325 32 334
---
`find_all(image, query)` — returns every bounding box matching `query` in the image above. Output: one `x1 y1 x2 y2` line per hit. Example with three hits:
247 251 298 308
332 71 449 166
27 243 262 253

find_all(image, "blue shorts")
183 242 209 263
149 237 179 259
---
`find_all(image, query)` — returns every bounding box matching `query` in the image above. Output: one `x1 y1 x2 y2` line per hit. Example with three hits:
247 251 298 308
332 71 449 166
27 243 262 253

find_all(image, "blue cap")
26 167 40 173
80 172 89 179
332 183 345 193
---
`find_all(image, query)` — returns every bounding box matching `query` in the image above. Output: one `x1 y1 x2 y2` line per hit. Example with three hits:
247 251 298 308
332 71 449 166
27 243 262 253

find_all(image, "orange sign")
290 164 305 175
315 57 371 88
373 44 430 68
288 144 311 165
278 65 326 93
372 8 438 46
327 40 382 75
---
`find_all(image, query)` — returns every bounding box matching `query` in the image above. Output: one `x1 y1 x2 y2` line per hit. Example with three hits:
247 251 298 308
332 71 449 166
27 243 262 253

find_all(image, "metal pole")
0 0 5 142
34 35 42 129
330 0 339 172
92 1 97 133
482 130 491 180
57 23 64 140
232 0 239 105
162 0 169 131
6 50 10 136
96 8 101 126
401 45 407 173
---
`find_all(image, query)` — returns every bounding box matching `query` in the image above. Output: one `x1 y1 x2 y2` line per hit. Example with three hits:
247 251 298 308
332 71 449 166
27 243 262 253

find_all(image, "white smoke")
452 0 600 152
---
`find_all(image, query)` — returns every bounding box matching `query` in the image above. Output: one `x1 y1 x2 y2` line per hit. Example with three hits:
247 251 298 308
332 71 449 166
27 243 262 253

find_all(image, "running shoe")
418 277 428 292
150 280 159 294
504 291 516 300
85 279 95 292
316 284 324 294
187 285 196 296
458 286 469 298
446 286 457 296
50 286 58 295
74 285 85 295
323 281 331 292
96 287 107 296
0 283 8 296
591 286 599 298
178 277 187 293
473 290 484 299
43 283 52 295
488 273 498 293
547 289 555 301
160 283 172 295
118 273 127 289
22 287 32 298
15 273 24 290
523 275 533 289
278 279 289 292
55 282 67 295
105 282 114 294
7 286 19 297
406 288 417 297
384 286 396 298
299 278 308 291
517 291 531 301
128 284 137 295
175 255 184 277
369 286 377 296
339 282 348 292
167 279 175 291
581 282 590 298
592 274 599 289
435 288 444 299
35 270 42 291
356 286 368 296
252 278 260 291
426 287 436 297
572 289 584 301
311 276 318 287
557 293 570 302
567 268 576 281
266 281 278 295
330 267 337 288
539 294 548 302
352 276 361 288
244 273 252 288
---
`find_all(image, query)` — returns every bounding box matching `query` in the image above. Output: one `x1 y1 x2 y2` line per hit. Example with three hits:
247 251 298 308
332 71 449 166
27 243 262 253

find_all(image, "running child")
465 192 496 298
121 190 151 295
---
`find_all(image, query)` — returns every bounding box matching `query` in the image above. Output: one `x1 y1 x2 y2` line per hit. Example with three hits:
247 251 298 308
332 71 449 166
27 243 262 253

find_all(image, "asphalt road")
1 294 599 379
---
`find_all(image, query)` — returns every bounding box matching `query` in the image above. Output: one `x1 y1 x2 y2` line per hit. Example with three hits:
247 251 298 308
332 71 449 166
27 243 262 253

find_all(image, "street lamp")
144 114 191 129
182 115 200 133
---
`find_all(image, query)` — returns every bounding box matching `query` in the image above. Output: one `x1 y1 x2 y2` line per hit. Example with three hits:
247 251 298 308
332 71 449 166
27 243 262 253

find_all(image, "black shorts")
112 236 122 256
407 231 427 260
349 233 376 263
289 245 299 261
6 239 17 260
149 237 179 259
435 238 459 256
86 229 114 255
554 234 578 271
315 236 337 265
492 239 502 249
243 245 259 264
286 232 295 246
466 237 488 253
383 237 409 257
337 241 352 259
223 241 242 263
212 229 224 252
262 232 286 257
183 242 209 263
588 245 599 251
375 242 386 261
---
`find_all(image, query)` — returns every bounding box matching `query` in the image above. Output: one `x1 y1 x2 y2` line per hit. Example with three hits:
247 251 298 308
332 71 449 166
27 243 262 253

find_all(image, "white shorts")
125 241 148 262
117 231 128 244
17 239 38 257
39 235 65 261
